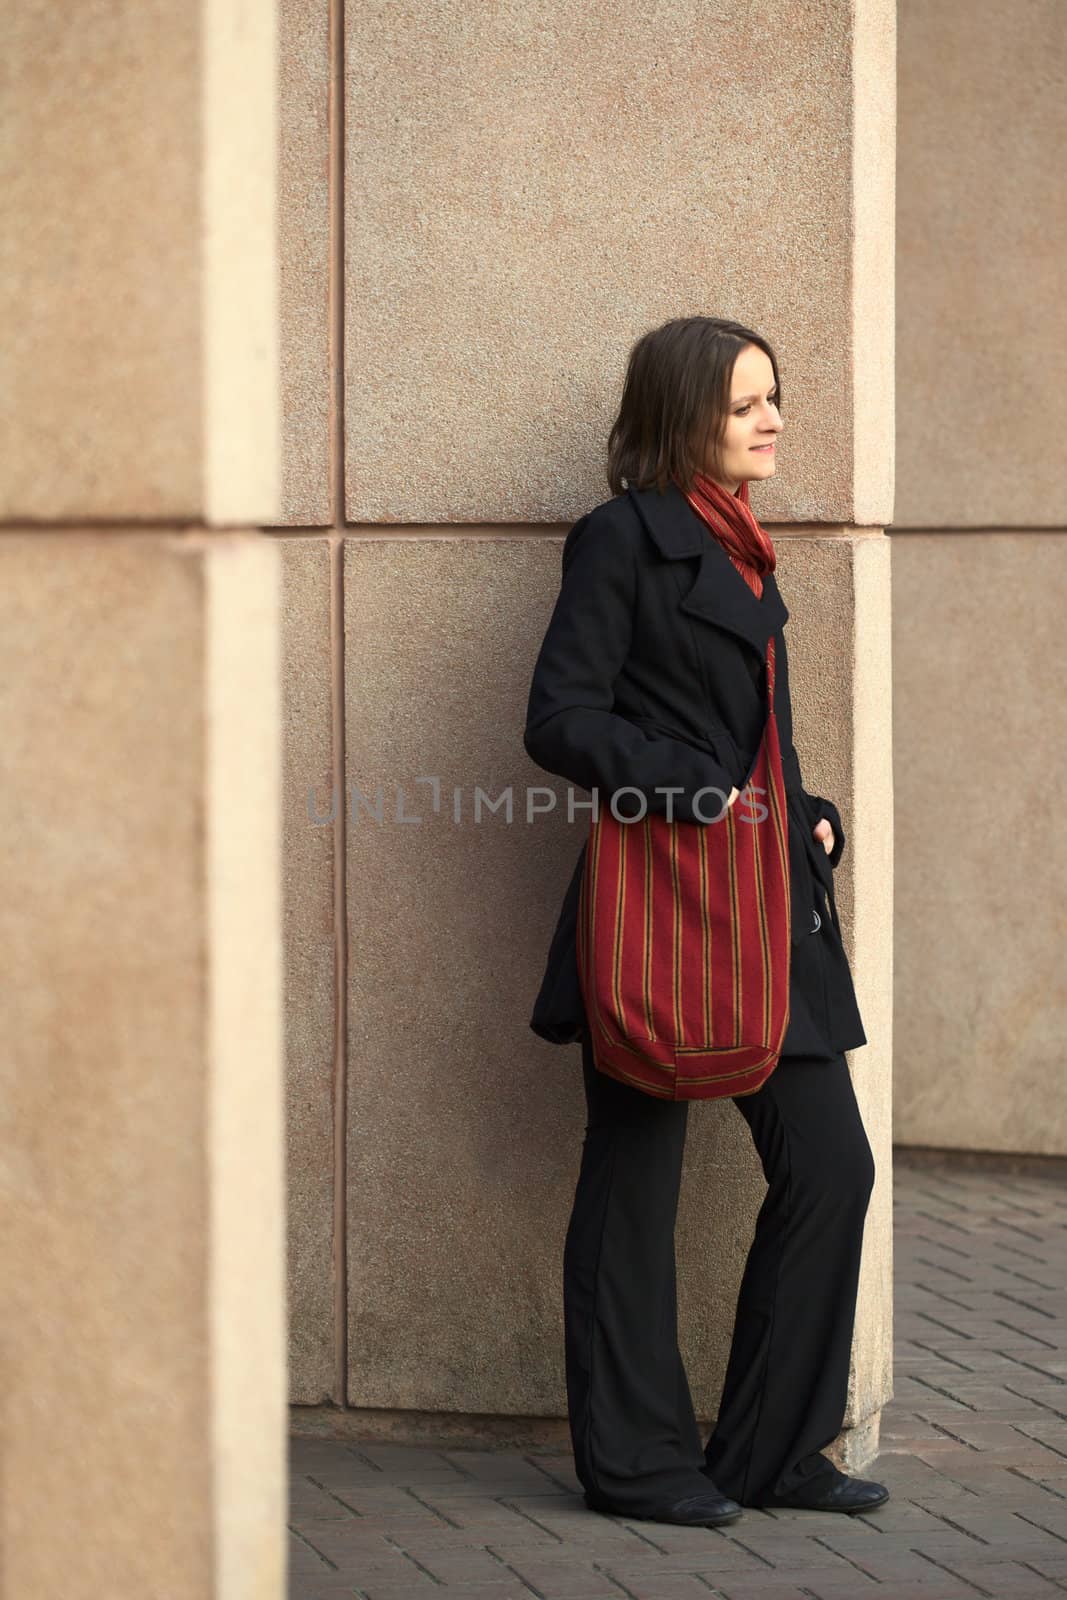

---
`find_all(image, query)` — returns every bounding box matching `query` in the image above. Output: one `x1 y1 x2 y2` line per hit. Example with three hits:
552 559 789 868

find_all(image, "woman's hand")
813 818 836 856
727 786 740 808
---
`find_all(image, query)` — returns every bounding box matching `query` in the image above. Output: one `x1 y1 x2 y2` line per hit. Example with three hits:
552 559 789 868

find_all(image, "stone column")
0 3 287 1596
893 0 1067 1156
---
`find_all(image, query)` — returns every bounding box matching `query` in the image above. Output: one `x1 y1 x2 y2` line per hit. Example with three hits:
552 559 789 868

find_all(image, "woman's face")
702 343 783 495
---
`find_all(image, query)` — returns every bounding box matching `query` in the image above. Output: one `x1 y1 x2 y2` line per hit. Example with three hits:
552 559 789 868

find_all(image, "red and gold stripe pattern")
576 640 792 1101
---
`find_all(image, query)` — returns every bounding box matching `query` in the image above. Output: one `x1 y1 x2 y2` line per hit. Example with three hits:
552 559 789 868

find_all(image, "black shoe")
584 1486 743 1527
756 1465 890 1514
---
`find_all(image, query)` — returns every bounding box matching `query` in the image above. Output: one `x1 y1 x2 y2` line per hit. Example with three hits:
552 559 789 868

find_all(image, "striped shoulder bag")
576 637 792 1100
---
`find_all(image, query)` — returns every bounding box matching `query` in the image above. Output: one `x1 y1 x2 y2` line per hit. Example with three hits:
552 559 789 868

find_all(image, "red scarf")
683 470 777 599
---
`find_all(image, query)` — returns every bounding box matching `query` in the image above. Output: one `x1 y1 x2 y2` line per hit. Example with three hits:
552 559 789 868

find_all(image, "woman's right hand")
726 786 740 808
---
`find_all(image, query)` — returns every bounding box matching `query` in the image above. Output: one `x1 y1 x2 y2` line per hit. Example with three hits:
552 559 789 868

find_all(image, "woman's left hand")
813 818 835 856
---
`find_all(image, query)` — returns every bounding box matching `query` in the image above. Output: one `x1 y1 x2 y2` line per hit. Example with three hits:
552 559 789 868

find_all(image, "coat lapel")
626 482 788 656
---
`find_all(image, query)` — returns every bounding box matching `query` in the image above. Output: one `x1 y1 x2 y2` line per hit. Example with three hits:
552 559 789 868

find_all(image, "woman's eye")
735 396 778 416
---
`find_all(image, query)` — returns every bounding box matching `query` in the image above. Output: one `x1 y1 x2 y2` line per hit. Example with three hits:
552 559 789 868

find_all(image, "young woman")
523 317 887 1527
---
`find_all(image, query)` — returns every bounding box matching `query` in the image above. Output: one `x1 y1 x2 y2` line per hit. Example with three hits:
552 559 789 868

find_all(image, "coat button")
810 907 822 933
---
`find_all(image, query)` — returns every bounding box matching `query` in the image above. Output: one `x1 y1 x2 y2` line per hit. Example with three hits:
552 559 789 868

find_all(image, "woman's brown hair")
606 316 781 496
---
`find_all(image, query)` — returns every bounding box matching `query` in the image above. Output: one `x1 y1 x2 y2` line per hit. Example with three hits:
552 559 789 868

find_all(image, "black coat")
522 481 867 1061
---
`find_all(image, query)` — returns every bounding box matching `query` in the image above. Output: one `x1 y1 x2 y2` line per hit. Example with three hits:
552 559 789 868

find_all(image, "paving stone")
408 1545 531 1585
289 1481 367 1524
595 1545 774 1578
826 1586 976 1600
357 1587 473 1600
923 1557 1066 1594
710 1583 866 1600
483 1553 643 1596
696 1585 837 1600
287 1583 364 1600
1024 1554 1067 1584
820 1543 961 1584
594 1574 735 1599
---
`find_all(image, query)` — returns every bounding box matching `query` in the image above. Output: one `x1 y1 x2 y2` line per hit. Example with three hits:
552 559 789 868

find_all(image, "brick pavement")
290 1154 1067 1599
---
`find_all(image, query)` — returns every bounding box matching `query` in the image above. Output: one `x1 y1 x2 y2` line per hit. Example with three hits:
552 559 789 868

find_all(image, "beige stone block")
278 537 338 1401
277 0 332 526
845 535 895 1425
893 532 1067 1154
0 532 286 1598
1 1 279 524
343 532 892 1443
854 0 896 528
765 533 895 1434
203 0 281 526
896 0 1067 527
344 532 577 1412
343 0 896 524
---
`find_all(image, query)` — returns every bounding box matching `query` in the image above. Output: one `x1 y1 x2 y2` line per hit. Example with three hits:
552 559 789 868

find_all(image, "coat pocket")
623 713 741 784
806 831 835 896
787 788 839 945
797 807 844 940
786 808 820 946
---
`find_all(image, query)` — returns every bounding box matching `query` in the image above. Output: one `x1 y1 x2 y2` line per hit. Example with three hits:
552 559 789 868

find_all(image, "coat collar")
626 481 789 656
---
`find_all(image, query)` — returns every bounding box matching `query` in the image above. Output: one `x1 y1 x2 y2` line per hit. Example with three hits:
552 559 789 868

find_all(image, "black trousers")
563 1034 876 1512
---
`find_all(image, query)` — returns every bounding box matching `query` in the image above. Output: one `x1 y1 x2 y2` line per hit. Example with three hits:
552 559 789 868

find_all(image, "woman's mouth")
750 443 776 453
